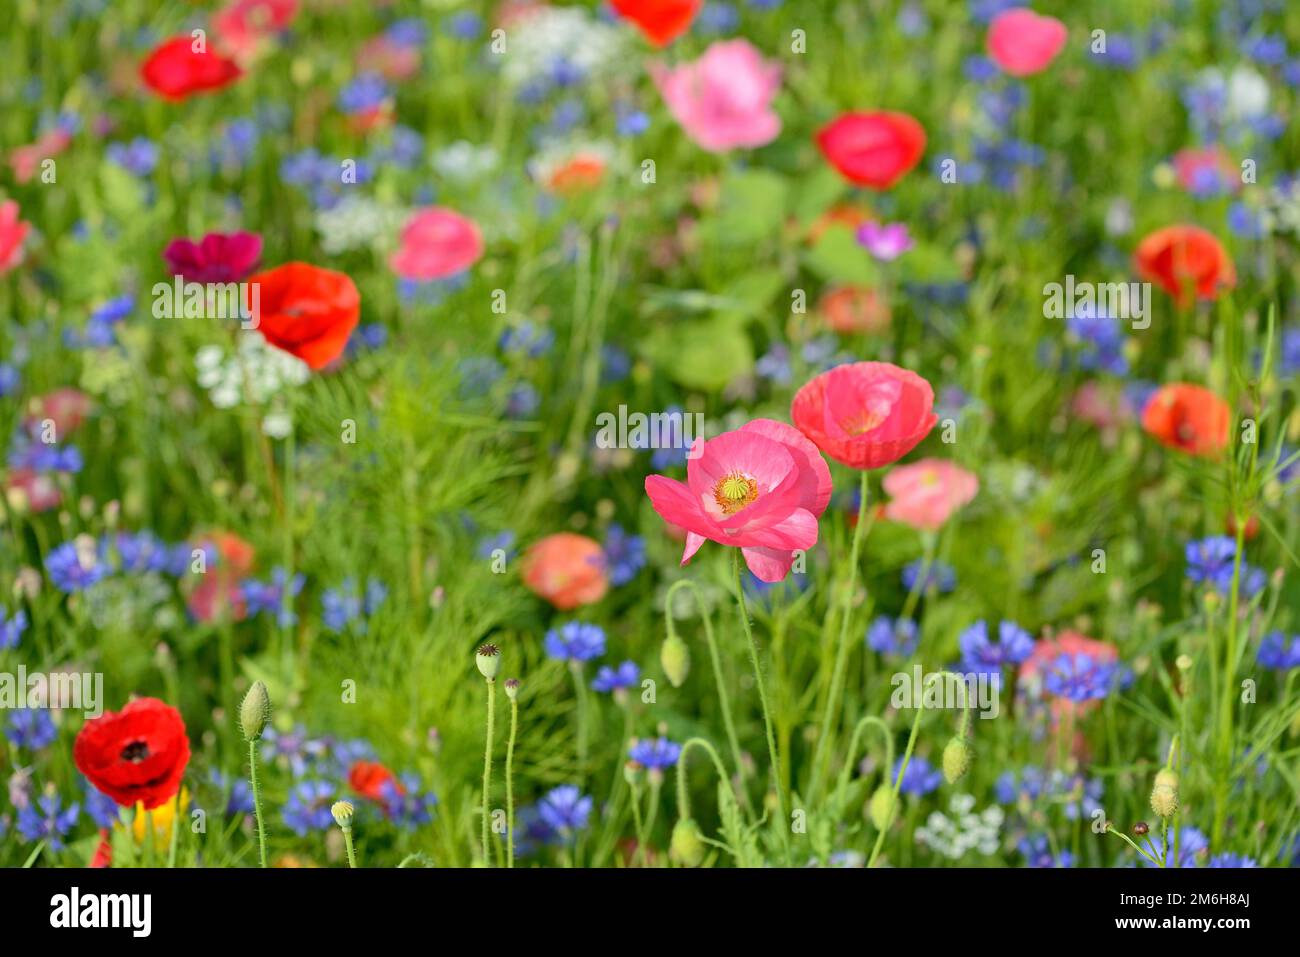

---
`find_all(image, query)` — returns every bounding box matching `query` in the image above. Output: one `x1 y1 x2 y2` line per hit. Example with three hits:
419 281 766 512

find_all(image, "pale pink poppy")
214 0 298 62
987 8 1067 77
881 458 978 531
1020 630 1120 731
644 419 831 582
389 208 484 282
0 201 32 275
650 39 782 153
521 533 609 609
9 129 72 184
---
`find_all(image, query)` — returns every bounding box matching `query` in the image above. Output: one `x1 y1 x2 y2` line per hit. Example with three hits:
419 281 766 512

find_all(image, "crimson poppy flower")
816 111 926 190
349 760 404 801
74 698 191 810
1140 383 1231 457
1133 225 1236 308
792 362 937 470
245 262 361 370
164 231 262 283
610 0 701 47
140 36 243 101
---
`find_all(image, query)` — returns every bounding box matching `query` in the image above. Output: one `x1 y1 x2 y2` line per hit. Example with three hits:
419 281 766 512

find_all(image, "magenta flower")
650 39 782 153
388 207 484 282
855 221 913 261
163 231 262 283
644 419 831 582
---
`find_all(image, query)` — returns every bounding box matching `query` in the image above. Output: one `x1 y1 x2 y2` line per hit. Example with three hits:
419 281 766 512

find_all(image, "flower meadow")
2 0 1300 877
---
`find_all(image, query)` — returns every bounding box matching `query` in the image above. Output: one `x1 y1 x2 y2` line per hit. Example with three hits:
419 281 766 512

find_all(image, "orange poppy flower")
1133 225 1235 307
1140 383 1231 457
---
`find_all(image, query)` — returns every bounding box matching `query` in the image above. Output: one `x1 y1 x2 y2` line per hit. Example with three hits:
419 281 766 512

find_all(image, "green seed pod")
670 817 706 867
503 678 521 700
239 680 271 741
942 734 974 784
475 643 501 680
660 633 690 688
868 784 896 831
1150 768 1179 818
331 800 355 829
623 760 643 788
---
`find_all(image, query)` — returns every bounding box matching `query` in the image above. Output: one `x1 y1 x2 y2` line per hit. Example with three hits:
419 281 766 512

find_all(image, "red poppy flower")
74 698 191 810
1133 225 1236 308
245 262 361 370
1140 383 1231 458
610 0 701 47
816 111 926 190
140 36 243 102
349 760 404 801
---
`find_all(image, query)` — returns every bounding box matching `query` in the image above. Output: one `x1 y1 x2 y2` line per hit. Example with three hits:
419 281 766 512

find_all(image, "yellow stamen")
712 473 759 516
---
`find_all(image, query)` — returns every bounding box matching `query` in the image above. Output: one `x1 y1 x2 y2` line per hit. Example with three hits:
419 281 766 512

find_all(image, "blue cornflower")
261 724 329 777
1242 33 1287 66
536 784 592 834
338 73 389 114
994 766 1048 804
322 581 363 632
476 530 517 562
373 125 424 168
867 616 919 658
602 523 645 586
444 11 483 40
600 345 631 384
755 342 792 384
103 531 169 574
82 781 120 829
282 780 337 836
959 620 1034 675
505 382 539 418
7 435 83 473
499 320 554 358
592 660 640 693
894 756 942 797
1142 827 1208 868
457 355 505 396
1090 33 1139 70
381 774 438 829
628 737 681 771
209 770 255 817
1067 311 1128 375
544 621 606 663
1042 653 1120 702
1257 632 1300 670
241 567 305 626
45 541 110 593
17 792 79 850
696 2 739 34
0 363 20 397
615 106 650 137
963 55 999 83
902 558 956 593
1208 853 1257 868
107 137 158 176
6 709 57 750
1280 326 1300 376
0 605 28 649
1018 834 1074 867
1185 536 1238 585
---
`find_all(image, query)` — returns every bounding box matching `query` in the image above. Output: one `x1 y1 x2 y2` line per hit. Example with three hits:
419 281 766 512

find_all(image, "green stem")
248 739 267 868
665 579 751 816
732 549 791 865
810 470 871 801
832 715 894 815
571 662 589 770
506 695 518 869
482 678 496 865
629 783 648 867
342 827 357 868
867 697 925 868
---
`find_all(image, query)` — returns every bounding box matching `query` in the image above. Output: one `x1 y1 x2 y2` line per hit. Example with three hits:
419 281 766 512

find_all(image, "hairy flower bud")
239 680 271 741
868 784 896 831
942 734 974 784
670 817 706 867
1150 768 1179 818
660 633 690 688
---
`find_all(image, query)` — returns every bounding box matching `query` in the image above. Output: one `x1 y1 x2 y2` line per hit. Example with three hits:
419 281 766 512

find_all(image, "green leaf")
893 242 963 284
804 226 879 285
645 314 754 392
706 168 788 245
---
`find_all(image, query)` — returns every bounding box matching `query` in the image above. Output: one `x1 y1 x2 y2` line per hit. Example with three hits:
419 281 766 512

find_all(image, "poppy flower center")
713 473 759 515
120 740 151 763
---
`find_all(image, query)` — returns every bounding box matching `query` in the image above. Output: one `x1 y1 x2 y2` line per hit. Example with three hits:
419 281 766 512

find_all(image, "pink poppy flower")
986 8 1067 77
1171 146 1240 196
881 458 978 531
644 419 832 582
0 201 32 275
389 208 485 282
791 362 937 470
9 128 72 185
521 533 609 609
25 388 94 438
214 0 298 62
650 39 782 153
163 231 263 283
4 469 61 514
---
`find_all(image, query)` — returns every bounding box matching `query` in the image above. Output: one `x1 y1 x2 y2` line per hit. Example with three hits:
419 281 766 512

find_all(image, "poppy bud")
1150 769 1179 818
239 680 271 741
670 817 706 867
942 734 974 784
503 678 520 700
660 633 690 687
624 760 643 788
331 800 354 829
1133 821 1149 836
868 784 896 831
475 643 501 680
